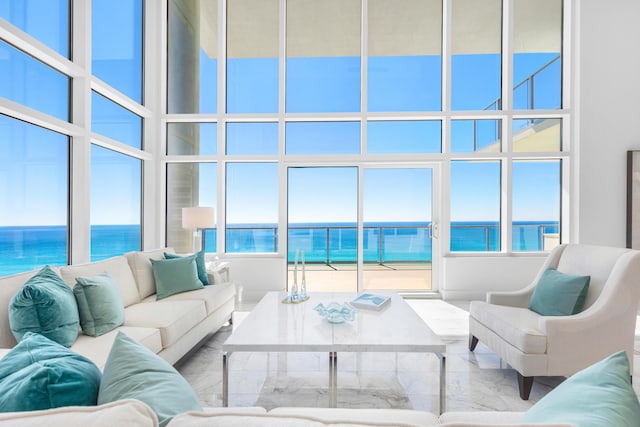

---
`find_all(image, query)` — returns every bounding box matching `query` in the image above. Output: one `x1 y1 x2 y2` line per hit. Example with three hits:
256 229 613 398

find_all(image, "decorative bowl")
314 302 356 324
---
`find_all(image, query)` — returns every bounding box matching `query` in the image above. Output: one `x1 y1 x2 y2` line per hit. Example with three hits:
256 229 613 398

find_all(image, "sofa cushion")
0 268 60 348
9 266 80 347
469 301 546 354
165 250 210 285
71 326 162 370
73 272 125 337
0 399 159 427
0 332 101 411
126 248 176 300
60 256 141 308
98 332 201 427
529 268 590 316
519 351 640 427
149 282 235 315
151 255 204 300
124 299 206 348
269 407 439 427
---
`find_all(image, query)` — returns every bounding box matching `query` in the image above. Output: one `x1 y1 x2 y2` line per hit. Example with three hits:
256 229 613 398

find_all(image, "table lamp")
182 206 214 252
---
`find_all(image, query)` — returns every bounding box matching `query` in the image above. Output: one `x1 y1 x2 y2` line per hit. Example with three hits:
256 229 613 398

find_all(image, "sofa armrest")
486 289 534 308
206 262 230 284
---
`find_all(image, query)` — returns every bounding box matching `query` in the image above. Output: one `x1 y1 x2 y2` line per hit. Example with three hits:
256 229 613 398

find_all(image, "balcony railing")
206 222 559 262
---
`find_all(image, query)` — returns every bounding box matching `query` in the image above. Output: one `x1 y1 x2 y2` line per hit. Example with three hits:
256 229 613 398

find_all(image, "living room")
1 0 640 426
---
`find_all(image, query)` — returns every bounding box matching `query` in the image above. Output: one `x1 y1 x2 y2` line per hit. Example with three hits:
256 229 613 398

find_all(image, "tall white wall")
218 0 640 303
576 0 640 246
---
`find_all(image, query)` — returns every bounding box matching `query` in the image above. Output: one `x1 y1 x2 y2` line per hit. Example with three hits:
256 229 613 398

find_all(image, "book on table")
350 293 391 311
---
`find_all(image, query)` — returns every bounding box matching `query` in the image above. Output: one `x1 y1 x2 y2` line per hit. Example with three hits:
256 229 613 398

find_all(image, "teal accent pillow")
529 268 590 316
73 272 125 337
0 332 101 411
98 332 202 427
9 265 80 347
520 351 640 426
164 250 210 285
151 254 204 300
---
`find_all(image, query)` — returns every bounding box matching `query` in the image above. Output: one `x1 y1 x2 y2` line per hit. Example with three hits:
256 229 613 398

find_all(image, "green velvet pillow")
0 332 101 411
151 255 204 300
98 332 202 427
73 272 125 337
9 266 80 347
164 250 210 285
529 268 590 316
520 351 640 426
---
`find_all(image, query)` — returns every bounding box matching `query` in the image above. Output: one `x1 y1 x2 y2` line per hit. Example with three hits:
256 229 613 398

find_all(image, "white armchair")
468 244 640 399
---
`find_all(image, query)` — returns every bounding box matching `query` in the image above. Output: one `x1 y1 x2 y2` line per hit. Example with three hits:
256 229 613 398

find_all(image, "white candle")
302 250 306 281
293 248 299 285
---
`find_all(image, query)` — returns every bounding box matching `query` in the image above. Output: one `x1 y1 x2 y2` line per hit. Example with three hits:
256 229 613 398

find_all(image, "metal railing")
211 222 558 260
471 55 561 150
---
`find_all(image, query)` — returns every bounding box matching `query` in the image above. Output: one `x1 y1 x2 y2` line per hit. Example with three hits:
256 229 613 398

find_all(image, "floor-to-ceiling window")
0 0 148 276
164 0 568 293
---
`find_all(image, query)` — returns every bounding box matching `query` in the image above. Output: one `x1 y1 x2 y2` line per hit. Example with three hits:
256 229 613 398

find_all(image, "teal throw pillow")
98 331 202 427
0 332 101 412
528 268 590 316
519 351 640 426
151 254 204 300
164 250 210 285
9 265 80 347
73 272 125 337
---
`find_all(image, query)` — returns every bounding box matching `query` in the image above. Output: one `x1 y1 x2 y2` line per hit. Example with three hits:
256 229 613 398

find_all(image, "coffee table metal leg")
329 351 337 407
438 353 446 415
223 351 230 407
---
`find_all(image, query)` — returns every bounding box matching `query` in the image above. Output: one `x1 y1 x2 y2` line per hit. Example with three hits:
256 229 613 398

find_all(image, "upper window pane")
90 145 141 261
227 0 278 113
167 123 217 155
512 160 560 251
367 121 441 154
226 163 278 253
0 0 70 58
286 122 360 155
512 118 561 152
227 122 278 155
451 0 502 111
92 91 142 149
0 41 69 121
92 0 143 103
513 0 562 110
166 162 217 253
368 0 441 112
0 114 69 275
450 160 501 252
168 0 218 114
286 0 361 113
451 119 501 153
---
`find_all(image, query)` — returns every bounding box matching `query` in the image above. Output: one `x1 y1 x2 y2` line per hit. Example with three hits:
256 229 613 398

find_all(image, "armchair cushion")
528 268 590 316
519 351 640 426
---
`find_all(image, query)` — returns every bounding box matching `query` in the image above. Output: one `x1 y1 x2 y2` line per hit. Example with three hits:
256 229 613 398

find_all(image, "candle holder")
282 248 310 304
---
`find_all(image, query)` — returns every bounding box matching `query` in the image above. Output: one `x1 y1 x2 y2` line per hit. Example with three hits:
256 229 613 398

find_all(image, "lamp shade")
182 207 215 229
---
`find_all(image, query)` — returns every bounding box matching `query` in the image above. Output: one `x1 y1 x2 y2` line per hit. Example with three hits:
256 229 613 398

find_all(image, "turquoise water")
1 222 558 276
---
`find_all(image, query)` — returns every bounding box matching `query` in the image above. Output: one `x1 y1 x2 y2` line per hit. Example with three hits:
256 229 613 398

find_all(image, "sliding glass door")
287 165 437 293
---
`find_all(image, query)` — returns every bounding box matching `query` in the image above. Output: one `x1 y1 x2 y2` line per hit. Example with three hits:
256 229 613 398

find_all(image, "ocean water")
1 222 558 277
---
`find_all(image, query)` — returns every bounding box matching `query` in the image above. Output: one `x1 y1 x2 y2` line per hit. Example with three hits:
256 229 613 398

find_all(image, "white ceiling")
190 0 561 59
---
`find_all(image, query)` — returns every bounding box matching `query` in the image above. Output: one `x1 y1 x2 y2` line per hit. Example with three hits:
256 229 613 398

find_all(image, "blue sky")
0 2 561 227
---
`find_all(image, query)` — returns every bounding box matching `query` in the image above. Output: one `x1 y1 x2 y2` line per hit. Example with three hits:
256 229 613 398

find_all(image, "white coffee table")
222 291 446 413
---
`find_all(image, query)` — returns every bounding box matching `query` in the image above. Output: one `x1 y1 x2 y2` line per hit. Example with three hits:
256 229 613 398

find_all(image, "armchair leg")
517 373 534 400
468 335 479 352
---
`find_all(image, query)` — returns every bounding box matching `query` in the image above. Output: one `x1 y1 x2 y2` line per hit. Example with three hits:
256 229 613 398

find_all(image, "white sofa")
0 402 574 427
0 248 236 369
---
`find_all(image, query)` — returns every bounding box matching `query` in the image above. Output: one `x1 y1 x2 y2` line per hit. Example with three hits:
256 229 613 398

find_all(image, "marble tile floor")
176 300 640 413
